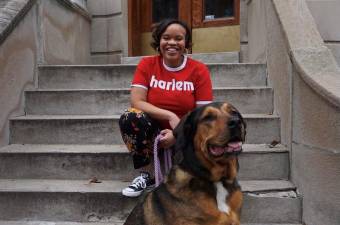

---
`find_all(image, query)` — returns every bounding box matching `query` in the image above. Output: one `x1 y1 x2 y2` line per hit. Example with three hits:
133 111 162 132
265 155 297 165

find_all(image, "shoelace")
129 176 147 189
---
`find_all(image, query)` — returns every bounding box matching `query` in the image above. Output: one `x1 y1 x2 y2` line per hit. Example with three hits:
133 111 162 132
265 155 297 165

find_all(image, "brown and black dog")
124 102 246 225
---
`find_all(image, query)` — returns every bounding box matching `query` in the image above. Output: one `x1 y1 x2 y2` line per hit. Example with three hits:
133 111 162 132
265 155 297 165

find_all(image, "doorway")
128 0 240 56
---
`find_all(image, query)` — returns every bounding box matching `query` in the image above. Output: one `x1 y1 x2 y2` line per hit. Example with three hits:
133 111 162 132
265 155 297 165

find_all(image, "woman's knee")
119 108 145 129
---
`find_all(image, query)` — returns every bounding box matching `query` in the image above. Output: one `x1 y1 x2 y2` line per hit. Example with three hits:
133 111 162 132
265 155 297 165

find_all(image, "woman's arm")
131 87 179 148
130 87 180 129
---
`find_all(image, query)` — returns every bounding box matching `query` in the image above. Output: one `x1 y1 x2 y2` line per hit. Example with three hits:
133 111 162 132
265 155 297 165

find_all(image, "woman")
119 19 213 197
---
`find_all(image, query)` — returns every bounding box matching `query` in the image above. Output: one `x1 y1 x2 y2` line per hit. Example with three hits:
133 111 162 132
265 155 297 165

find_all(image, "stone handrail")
56 0 91 20
273 0 340 108
0 0 90 46
0 0 36 45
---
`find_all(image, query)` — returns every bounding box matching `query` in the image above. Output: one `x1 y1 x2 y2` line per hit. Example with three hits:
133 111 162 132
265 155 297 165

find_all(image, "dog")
124 102 246 225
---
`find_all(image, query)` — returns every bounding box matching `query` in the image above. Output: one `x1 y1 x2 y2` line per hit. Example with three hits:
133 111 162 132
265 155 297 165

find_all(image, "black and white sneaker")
122 172 155 197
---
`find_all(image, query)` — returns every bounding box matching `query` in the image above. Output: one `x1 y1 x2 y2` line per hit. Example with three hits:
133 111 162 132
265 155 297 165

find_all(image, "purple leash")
153 134 172 187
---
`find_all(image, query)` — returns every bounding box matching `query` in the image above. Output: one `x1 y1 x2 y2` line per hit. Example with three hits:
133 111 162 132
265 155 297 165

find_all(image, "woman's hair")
151 19 192 52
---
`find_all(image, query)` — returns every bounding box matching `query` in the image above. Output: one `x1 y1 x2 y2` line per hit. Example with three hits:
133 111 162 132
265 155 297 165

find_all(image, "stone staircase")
0 52 302 225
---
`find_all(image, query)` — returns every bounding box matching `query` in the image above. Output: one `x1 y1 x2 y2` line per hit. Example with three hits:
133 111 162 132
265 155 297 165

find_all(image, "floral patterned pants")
119 108 160 169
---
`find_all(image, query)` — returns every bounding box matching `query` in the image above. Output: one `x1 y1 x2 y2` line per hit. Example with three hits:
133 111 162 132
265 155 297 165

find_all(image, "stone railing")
0 0 90 46
247 1 340 225
274 0 340 108
56 0 90 20
0 0 36 45
0 0 92 146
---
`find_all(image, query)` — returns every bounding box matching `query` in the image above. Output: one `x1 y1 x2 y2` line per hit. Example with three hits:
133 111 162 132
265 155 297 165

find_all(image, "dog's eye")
201 114 216 122
228 117 240 128
228 120 238 128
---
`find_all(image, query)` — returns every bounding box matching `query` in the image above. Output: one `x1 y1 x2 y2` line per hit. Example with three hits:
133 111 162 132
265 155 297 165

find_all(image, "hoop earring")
184 48 189 55
156 47 160 52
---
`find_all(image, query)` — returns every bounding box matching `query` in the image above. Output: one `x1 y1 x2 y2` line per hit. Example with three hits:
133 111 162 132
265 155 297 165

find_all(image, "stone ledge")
0 179 295 194
291 47 340 108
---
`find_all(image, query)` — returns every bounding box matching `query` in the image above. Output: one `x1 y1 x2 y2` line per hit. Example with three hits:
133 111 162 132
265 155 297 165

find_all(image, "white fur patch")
214 181 230 214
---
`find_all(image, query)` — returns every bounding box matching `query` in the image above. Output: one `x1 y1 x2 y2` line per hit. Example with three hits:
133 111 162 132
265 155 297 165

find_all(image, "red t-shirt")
131 55 213 128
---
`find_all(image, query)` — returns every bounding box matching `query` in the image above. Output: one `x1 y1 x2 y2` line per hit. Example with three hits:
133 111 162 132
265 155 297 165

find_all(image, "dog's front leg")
223 179 243 220
227 189 243 218
213 211 240 225
214 181 242 225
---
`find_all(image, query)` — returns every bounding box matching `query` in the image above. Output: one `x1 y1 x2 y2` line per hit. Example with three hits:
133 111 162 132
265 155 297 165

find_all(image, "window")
192 0 240 28
204 0 234 20
152 0 178 23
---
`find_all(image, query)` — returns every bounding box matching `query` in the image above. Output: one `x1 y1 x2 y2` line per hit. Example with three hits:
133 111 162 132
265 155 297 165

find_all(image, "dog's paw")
227 220 240 225
227 211 240 225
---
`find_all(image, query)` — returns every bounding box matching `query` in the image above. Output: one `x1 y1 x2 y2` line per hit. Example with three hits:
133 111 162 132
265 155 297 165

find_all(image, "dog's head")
174 102 246 181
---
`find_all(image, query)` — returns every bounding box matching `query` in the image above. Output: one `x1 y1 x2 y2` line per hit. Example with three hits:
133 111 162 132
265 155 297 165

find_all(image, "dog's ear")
173 113 190 153
240 112 247 143
173 113 187 140
234 109 247 143
173 106 211 180
229 104 247 143
173 109 199 149
173 113 190 139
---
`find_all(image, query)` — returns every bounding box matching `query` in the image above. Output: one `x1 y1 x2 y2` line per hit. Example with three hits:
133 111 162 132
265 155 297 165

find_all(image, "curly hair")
151 19 192 53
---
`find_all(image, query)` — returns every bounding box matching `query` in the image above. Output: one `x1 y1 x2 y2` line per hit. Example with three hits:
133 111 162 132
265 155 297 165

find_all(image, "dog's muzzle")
208 142 242 157
208 113 244 157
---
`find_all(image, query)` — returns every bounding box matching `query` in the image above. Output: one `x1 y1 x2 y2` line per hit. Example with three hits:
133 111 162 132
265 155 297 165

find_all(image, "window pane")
204 0 234 20
152 0 178 23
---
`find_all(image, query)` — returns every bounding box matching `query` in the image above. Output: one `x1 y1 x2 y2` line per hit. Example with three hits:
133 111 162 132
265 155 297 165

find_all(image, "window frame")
192 0 240 28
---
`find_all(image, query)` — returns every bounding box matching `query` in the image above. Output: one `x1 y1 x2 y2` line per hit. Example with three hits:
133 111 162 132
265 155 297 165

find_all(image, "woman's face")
159 23 186 67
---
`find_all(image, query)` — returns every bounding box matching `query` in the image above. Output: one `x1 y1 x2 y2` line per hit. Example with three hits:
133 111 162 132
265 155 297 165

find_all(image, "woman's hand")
159 129 176 149
131 87 180 128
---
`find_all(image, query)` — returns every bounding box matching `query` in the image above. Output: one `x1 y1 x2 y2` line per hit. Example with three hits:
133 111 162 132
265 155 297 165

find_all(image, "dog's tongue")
209 146 225 156
209 142 242 156
226 141 242 152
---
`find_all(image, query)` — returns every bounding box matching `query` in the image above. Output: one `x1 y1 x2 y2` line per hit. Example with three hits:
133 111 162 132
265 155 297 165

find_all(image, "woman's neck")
164 55 184 68
162 55 187 72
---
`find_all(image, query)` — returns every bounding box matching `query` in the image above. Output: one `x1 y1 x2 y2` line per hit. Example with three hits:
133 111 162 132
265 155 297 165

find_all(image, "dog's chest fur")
214 181 231 214
169 167 232 215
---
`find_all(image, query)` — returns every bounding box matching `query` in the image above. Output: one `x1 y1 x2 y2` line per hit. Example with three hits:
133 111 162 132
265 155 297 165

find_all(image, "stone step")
38 63 267 89
121 51 240 64
0 179 301 223
0 144 288 180
25 87 273 115
0 222 124 225
9 114 280 144
243 224 302 225
0 222 302 225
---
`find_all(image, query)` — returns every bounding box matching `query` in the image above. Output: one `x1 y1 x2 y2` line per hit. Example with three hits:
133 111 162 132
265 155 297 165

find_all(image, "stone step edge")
121 51 239 59
26 86 273 92
243 224 302 225
0 179 296 196
0 222 302 225
0 222 124 225
37 63 266 68
10 114 279 120
0 144 288 154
